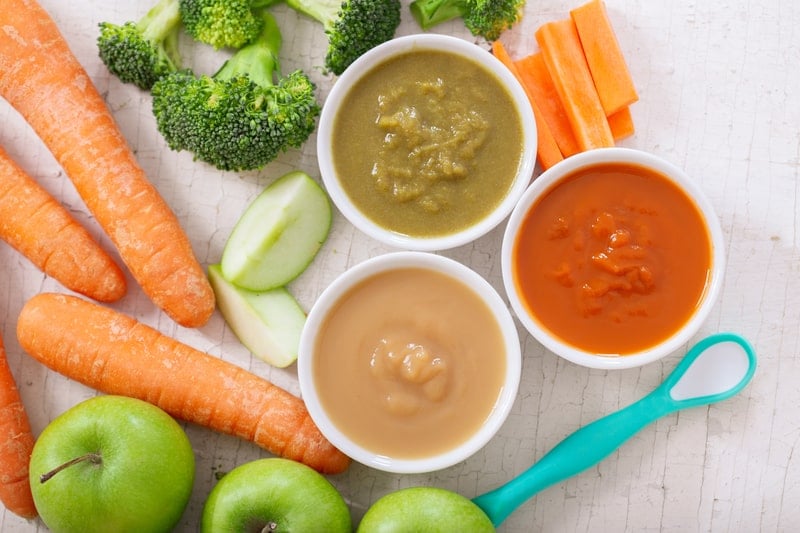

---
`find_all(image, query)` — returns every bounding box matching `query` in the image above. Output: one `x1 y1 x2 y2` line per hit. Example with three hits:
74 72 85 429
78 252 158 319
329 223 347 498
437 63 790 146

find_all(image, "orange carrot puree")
512 163 712 354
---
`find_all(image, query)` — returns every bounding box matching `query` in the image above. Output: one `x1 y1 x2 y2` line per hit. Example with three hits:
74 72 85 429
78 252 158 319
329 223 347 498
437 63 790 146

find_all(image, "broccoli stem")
283 0 343 30
213 10 282 87
409 0 467 30
138 0 182 44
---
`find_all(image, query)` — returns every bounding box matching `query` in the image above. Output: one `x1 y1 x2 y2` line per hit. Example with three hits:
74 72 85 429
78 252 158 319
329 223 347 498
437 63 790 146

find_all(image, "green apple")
357 487 495 533
220 170 332 291
208 264 306 367
201 457 351 532
29 395 195 533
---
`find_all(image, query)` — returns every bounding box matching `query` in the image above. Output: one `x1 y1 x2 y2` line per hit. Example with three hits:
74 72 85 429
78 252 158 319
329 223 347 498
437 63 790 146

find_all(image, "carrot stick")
491 40 563 170
570 0 638 116
0 0 214 327
608 106 635 141
535 19 614 151
0 333 37 520
514 52 581 158
16 293 351 475
0 146 127 303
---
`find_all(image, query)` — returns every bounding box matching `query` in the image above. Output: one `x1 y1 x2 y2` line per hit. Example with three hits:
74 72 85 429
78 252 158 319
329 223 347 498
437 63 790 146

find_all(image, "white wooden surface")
1 1 797 531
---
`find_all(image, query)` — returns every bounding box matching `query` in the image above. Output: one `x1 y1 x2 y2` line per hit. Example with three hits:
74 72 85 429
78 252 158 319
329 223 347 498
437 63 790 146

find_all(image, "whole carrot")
0 333 37 520
0 0 214 327
16 293 351 475
0 145 126 303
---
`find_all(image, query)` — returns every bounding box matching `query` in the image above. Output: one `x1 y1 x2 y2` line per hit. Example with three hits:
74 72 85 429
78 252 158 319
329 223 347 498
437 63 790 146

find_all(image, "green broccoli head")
269 71 323 147
461 0 525 41
409 0 525 41
285 0 401 75
97 0 182 90
179 0 264 49
150 11 321 171
325 0 402 75
152 73 319 171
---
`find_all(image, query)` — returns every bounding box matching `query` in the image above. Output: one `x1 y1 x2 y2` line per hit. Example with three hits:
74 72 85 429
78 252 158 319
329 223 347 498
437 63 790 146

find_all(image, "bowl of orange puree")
298 252 521 473
502 148 725 370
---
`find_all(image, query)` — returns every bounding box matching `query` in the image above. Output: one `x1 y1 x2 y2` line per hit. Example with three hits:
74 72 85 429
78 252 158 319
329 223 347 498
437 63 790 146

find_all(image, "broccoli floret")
409 0 525 41
151 10 320 172
178 0 279 49
284 0 401 75
97 0 182 90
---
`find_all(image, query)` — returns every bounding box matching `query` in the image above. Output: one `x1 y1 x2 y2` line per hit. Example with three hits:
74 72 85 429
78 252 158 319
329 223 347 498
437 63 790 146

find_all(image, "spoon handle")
473 391 670 527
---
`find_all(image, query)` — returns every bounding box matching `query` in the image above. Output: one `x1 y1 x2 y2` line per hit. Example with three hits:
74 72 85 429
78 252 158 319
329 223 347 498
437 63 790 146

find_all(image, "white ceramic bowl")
316 34 537 252
298 252 521 473
501 148 726 370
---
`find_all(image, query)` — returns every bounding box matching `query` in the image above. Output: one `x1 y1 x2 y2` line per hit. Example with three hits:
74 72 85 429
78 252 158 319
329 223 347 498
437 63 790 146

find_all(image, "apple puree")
312 268 506 459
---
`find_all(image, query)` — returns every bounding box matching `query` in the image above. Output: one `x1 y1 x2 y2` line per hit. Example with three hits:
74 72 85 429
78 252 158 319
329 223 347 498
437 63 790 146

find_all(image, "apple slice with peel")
221 170 332 291
209 264 306 368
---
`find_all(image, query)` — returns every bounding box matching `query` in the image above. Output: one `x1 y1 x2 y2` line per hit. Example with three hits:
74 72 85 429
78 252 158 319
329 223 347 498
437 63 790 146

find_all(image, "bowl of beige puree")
316 34 537 252
298 252 521 473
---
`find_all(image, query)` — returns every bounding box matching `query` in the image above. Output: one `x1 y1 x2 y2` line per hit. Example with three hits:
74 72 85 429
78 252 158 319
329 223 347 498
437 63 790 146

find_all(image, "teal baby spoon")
472 332 757 528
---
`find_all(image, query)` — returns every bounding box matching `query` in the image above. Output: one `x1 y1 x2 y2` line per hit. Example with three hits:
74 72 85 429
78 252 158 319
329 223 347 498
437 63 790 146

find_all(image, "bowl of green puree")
317 33 538 251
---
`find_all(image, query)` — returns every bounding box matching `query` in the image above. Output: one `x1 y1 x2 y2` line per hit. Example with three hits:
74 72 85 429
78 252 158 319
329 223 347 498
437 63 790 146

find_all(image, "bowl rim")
500 147 726 370
316 33 538 252
298 251 522 473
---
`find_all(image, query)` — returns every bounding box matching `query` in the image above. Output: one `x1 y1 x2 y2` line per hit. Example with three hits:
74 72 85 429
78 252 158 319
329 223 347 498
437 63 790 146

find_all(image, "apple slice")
221 170 332 291
209 264 306 368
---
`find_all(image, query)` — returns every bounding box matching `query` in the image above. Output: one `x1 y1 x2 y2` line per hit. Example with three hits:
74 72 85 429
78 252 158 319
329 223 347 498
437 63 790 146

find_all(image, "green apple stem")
39 452 103 483
262 522 278 533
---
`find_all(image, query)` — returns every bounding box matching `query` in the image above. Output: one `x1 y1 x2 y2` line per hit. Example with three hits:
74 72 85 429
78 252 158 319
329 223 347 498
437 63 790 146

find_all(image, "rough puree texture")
312 267 506 459
331 49 524 237
513 162 712 354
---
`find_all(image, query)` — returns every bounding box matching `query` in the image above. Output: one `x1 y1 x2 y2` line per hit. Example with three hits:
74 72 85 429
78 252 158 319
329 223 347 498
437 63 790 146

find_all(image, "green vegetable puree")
331 50 524 237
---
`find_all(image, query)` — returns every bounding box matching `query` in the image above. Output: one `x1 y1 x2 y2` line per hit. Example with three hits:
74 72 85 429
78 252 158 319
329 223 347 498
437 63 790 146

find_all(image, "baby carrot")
491 40 563 170
0 0 214 327
608 106 635 141
0 145 126 303
0 333 37 520
16 293 351 475
535 18 615 151
514 52 582 158
570 0 638 116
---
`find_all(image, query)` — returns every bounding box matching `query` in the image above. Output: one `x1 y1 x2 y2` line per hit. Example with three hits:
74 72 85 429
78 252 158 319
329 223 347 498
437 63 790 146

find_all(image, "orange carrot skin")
570 0 638 116
0 335 37 520
0 146 127 303
536 19 615 151
0 0 214 327
16 293 351 475
491 40 563 171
